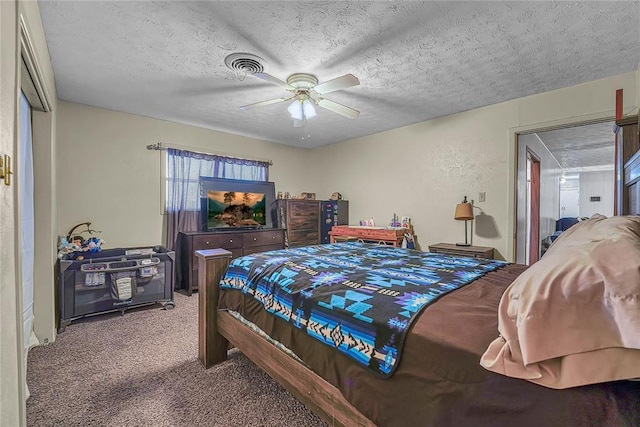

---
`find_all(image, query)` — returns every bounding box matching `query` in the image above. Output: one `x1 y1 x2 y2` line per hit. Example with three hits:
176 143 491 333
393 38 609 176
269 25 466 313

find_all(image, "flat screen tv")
199 177 276 231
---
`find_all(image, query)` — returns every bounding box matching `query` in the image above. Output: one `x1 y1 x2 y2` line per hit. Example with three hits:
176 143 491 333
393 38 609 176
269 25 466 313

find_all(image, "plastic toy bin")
57 246 175 332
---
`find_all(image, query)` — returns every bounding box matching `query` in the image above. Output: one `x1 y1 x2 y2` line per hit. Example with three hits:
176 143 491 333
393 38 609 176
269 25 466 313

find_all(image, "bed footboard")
196 248 374 426
196 248 232 368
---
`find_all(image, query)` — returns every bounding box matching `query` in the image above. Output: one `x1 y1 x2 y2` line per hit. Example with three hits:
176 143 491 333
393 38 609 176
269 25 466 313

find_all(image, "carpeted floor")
26 292 326 427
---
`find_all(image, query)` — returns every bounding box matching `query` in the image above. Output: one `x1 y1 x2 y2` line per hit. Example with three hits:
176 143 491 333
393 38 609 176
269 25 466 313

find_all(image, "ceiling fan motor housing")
287 73 318 89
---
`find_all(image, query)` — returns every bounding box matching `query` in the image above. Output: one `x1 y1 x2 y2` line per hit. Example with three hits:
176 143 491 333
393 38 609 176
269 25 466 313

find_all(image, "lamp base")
455 242 471 247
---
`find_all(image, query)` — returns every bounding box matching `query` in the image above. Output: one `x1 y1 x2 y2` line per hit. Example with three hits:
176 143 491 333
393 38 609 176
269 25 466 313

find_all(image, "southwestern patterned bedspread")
220 242 507 377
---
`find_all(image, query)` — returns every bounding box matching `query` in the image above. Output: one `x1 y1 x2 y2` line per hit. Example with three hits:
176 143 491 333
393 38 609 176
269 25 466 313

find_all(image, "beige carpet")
26 293 326 426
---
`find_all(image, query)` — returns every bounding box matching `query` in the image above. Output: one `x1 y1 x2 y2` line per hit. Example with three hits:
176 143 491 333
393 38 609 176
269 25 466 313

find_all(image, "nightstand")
428 243 494 259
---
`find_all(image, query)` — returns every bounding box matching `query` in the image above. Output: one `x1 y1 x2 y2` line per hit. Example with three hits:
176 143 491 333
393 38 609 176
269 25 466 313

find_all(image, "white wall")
56 102 315 248
309 72 638 261
579 170 614 217
516 134 562 264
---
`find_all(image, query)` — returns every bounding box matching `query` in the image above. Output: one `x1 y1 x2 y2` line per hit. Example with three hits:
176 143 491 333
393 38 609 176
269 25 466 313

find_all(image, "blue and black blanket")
220 242 507 377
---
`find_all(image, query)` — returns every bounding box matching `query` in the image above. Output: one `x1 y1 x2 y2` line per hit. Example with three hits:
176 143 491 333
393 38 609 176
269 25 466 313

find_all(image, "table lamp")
454 196 474 246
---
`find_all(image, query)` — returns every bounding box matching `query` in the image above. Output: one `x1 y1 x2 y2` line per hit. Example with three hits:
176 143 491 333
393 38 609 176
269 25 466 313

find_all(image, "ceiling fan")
239 72 361 121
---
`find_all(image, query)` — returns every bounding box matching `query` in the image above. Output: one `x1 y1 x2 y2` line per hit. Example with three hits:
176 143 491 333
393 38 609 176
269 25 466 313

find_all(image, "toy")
57 229 105 258
83 237 104 253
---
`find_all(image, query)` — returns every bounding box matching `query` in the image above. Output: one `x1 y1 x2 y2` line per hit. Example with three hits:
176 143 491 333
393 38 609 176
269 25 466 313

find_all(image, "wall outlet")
479 192 486 202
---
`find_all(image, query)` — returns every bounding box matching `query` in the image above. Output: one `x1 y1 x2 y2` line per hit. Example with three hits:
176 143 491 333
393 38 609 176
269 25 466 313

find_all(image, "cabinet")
320 200 349 243
428 243 494 259
277 199 321 248
176 228 285 295
57 246 174 332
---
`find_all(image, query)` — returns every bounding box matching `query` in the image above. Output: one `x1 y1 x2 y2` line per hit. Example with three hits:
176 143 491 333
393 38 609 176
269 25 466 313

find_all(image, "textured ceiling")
534 122 616 170
38 1 640 148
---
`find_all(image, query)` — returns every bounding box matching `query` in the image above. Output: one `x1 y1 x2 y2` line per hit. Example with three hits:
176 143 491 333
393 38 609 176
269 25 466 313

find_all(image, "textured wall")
309 72 637 262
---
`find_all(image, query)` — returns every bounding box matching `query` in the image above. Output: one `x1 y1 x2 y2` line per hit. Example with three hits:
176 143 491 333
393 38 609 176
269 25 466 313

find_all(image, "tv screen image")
207 190 266 228
199 177 276 231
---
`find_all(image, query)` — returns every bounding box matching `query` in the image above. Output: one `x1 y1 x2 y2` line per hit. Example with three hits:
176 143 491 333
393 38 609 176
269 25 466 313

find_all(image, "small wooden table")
329 226 409 247
428 243 494 259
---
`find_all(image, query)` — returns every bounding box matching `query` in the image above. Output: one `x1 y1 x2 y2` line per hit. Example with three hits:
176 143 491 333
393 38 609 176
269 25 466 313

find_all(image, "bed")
197 212 640 427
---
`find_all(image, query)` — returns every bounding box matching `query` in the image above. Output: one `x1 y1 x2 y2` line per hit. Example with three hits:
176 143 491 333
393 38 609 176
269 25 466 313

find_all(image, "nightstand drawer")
428 243 494 259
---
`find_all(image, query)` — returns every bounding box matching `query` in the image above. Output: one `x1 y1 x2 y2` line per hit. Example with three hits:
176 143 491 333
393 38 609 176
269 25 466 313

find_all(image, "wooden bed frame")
196 248 374 427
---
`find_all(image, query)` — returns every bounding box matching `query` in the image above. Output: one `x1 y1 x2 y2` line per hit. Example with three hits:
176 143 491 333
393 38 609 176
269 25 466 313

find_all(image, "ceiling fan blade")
313 74 360 95
240 97 291 110
316 98 360 119
252 72 295 91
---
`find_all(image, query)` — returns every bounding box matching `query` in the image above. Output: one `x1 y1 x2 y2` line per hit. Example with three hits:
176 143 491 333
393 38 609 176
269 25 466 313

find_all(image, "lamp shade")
454 202 474 220
302 99 317 118
287 100 303 120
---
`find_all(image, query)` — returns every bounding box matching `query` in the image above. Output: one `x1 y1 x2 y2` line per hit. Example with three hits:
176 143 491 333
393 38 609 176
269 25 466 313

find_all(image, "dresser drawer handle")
253 237 257 241
205 241 210 245
229 239 233 243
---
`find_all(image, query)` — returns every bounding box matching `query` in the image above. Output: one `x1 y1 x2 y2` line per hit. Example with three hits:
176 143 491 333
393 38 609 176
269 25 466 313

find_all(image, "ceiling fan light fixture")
288 100 303 120
302 99 317 119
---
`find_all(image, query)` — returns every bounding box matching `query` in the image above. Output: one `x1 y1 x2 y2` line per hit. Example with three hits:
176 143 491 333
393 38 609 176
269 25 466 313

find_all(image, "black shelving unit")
57 246 175 332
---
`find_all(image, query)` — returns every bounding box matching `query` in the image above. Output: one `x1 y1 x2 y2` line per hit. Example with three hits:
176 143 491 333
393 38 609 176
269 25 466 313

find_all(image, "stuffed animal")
84 237 104 253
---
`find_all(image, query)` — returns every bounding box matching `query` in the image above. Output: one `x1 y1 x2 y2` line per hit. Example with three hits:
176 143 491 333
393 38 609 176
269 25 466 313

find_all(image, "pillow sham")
481 214 640 389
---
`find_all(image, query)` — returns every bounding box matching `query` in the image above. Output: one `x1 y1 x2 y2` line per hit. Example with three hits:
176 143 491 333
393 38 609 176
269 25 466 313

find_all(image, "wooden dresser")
277 199 321 248
176 228 285 295
428 243 494 259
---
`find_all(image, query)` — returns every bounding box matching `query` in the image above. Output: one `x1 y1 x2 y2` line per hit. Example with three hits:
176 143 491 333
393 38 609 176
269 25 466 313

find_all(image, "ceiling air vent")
224 53 266 75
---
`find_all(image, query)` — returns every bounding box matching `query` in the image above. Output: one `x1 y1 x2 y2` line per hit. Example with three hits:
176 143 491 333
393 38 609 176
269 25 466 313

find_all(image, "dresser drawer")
244 230 284 247
289 201 319 217
288 215 319 230
193 234 243 250
191 234 243 268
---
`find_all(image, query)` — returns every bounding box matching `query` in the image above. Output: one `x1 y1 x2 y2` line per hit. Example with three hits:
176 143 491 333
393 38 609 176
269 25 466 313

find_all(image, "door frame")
526 149 541 265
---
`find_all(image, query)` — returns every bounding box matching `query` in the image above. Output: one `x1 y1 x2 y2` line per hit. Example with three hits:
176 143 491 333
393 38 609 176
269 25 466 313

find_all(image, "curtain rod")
146 142 273 166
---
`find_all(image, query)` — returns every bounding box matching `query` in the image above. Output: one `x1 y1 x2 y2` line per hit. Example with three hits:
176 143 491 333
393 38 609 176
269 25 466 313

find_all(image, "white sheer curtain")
165 148 269 250
20 91 38 398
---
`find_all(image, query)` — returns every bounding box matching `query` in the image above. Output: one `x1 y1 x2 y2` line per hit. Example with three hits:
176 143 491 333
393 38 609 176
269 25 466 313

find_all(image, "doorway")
515 120 615 264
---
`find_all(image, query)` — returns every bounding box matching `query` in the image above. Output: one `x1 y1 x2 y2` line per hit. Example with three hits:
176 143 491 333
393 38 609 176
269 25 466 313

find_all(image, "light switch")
479 191 486 202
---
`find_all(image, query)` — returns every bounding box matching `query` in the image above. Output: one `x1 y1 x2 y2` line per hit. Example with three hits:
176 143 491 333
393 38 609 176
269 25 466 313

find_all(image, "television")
199 177 277 232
